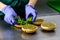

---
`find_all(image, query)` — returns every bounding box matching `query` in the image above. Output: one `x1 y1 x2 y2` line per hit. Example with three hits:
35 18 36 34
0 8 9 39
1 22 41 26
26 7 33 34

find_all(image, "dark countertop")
0 15 60 40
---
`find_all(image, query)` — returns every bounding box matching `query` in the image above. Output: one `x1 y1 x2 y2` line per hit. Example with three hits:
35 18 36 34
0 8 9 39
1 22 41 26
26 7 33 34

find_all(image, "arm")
0 2 6 11
28 0 37 7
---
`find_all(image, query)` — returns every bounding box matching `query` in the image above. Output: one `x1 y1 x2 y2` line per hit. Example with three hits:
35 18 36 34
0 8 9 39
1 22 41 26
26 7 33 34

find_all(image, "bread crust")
33 19 44 26
22 24 38 33
41 22 56 31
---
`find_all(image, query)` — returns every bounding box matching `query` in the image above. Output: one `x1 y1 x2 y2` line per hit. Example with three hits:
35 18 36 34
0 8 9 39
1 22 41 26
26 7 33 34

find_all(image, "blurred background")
35 0 59 17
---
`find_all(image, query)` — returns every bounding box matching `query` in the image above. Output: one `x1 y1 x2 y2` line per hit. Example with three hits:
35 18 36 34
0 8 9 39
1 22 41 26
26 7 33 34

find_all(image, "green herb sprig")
17 16 32 25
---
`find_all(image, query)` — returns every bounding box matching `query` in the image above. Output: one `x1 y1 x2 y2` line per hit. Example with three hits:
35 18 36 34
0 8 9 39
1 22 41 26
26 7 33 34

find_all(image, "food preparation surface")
0 15 60 40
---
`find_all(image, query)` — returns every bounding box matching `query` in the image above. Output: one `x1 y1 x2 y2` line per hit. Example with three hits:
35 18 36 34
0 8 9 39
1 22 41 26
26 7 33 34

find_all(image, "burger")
41 22 56 31
22 24 38 33
14 24 23 29
33 19 44 26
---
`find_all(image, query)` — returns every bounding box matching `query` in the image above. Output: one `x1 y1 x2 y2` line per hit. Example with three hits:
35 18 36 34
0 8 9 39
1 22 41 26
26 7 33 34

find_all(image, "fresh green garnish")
18 19 26 25
26 17 32 22
26 17 32 23
17 16 32 25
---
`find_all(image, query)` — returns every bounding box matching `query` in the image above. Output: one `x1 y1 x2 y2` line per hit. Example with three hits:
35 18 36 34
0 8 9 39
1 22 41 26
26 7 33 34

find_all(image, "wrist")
27 3 35 7
2 5 11 15
0 2 7 11
28 0 37 7
26 4 35 9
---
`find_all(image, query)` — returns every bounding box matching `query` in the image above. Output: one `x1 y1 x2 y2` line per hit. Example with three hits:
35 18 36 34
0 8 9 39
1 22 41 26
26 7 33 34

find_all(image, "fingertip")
32 16 36 22
26 16 28 20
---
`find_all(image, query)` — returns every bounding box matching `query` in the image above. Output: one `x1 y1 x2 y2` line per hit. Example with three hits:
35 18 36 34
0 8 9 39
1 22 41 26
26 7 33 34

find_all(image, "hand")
25 5 38 22
2 5 17 25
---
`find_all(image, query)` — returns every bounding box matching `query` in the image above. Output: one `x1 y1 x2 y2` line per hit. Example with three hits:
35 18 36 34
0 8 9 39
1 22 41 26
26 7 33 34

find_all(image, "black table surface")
0 15 60 40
